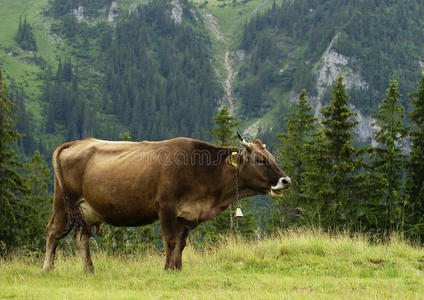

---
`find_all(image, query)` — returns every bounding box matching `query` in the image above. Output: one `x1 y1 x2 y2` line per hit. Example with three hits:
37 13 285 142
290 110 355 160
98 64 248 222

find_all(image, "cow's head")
232 132 291 196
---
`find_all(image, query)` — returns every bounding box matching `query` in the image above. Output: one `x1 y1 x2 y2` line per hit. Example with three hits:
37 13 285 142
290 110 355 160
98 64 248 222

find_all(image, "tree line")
0 69 51 252
272 74 424 239
1 67 424 254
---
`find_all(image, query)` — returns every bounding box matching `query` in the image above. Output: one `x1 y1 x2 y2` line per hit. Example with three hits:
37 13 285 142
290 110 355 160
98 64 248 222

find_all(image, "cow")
42 133 291 272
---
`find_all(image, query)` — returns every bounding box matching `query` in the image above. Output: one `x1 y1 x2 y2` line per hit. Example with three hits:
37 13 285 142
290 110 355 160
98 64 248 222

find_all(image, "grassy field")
193 0 273 49
1 230 424 299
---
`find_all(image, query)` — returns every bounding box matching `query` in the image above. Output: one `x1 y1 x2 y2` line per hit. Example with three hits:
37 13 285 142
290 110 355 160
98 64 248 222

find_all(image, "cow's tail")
53 142 89 239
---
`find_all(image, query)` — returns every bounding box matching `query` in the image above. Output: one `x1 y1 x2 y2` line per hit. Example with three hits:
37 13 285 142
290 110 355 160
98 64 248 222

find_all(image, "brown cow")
42 134 290 272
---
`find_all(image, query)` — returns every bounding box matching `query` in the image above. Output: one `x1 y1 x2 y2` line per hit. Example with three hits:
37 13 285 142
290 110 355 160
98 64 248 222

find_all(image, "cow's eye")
256 157 267 164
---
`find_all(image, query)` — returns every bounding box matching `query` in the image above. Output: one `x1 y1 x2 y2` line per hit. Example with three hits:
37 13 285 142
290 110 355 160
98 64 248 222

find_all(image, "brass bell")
235 207 243 218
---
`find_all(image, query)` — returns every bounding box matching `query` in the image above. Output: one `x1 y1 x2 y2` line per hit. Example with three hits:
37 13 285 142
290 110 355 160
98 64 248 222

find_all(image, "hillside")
195 0 424 142
1 230 424 299
0 0 222 158
1 0 423 153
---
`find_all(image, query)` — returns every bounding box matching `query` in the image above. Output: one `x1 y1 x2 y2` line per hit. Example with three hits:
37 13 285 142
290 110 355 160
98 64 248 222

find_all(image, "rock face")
313 34 374 143
108 1 119 22
317 50 368 97
235 50 246 63
72 6 84 21
316 35 368 99
170 0 183 24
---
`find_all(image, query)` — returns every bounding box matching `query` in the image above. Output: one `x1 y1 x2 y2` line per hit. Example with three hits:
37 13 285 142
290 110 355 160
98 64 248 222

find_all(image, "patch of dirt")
276 248 290 258
352 260 363 266
367 258 385 265
416 257 424 271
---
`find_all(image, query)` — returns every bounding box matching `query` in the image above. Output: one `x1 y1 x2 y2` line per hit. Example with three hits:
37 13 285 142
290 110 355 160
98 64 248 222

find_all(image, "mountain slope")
1 0 424 155
194 0 424 142
0 0 222 157
234 0 424 138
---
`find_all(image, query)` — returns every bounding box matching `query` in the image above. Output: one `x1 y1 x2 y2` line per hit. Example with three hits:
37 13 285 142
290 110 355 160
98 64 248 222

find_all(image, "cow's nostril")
282 179 288 185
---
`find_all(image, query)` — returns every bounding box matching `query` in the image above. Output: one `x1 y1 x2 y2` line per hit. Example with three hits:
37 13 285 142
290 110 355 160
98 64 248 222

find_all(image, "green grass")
0 0 59 125
193 0 273 49
1 229 424 299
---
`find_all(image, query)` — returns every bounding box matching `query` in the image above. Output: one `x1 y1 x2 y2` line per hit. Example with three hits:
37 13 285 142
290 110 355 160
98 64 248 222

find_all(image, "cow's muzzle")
270 176 291 196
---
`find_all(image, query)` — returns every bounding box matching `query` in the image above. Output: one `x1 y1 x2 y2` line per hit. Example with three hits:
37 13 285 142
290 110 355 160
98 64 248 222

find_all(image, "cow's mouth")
270 188 285 196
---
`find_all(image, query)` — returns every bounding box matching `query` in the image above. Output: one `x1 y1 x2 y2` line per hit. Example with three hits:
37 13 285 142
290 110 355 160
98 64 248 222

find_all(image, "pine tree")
22 151 52 249
405 74 424 238
371 79 407 234
210 105 240 146
122 131 131 141
302 128 333 227
270 90 318 229
10 86 34 154
0 68 28 249
63 58 73 82
320 75 363 229
14 16 37 51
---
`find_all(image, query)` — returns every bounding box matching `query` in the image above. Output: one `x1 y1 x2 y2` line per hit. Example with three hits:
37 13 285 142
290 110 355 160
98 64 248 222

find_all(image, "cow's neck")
217 164 258 208
201 146 260 208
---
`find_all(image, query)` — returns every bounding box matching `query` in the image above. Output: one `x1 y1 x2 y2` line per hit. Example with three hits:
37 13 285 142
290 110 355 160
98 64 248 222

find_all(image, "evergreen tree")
405 74 424 238
14 16 37 51
122 131 131 141
371 79 407 234
270 90 318 229
320 75 363 229
22 151 52 249
210 105 240 146
63 58 73 82
302 128 333 227
10 86 35 154
0 68 28 249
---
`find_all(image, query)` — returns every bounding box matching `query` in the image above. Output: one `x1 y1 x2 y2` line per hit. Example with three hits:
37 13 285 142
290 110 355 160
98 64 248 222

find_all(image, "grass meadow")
1 229 424 299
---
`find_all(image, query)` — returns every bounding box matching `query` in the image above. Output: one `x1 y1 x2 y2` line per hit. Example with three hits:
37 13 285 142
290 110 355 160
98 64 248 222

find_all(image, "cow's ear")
227 152 242 168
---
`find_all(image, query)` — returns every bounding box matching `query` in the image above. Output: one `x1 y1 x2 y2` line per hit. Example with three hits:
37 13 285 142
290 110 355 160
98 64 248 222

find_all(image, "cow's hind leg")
43 193 69 271
159 205 177 270
75 227 95 273
173 222 189 271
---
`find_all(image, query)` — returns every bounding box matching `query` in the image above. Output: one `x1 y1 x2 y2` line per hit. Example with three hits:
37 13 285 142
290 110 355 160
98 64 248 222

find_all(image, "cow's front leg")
158 205 177 270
